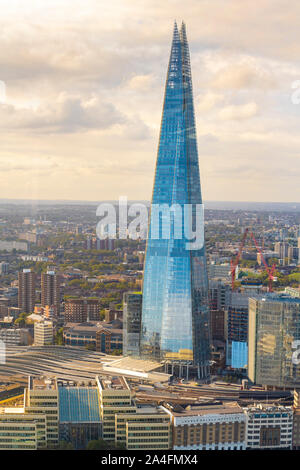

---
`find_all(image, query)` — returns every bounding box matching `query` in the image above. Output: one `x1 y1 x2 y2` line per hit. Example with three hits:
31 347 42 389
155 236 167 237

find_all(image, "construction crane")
230 228 249 290
230 228 276 292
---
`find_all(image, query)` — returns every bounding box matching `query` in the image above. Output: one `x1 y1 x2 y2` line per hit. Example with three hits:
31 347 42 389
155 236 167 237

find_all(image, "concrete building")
64 298 100 323
163 402 246 450
34 321 53 346
0 262 9 275
18 269 36 313
97 376 171 450
115 404 171 450
0 241 28 252
0 328 31 346
274 242 289 261
25 376 59 448
244 403 293 449
97 376 134 441
0 410 47 450
0 376 59 450
41 270 61 315
208 263 231 282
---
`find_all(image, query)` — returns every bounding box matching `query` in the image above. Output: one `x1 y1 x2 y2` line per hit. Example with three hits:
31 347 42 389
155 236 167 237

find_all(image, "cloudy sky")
0 0 300 202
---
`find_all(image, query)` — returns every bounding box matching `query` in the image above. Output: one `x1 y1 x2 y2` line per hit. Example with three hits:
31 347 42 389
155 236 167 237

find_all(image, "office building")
243 404 293 449
97 376 171 450
115 404 171 450
0 328 31 346
41 270 61 315
248 296 300 387
18 269 36 313
59 386 102 449
97 376 134 441
140 22 210 379
225 292 257 368
34 320 53 346
163 402 246 450
0 410 47 450
96 323 123 354
123 292 142 356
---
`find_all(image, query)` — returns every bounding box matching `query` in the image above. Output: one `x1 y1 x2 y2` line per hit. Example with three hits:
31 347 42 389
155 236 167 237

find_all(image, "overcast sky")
0 0 300 202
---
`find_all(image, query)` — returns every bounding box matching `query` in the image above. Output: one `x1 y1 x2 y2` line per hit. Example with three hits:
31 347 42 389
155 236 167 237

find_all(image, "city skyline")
0 1 300 202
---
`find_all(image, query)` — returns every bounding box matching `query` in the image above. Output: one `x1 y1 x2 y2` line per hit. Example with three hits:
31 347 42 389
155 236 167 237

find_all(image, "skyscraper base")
163 360 210 381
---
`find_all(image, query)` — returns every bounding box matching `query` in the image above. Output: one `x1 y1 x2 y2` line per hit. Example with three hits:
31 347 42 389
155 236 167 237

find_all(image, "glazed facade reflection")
140 22 210 377
248 296 300 387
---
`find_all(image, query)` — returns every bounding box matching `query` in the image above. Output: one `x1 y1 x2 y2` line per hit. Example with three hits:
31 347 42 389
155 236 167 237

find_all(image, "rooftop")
165 401 243 417
99 375 130 391
29 376 57 391
59 387 100 423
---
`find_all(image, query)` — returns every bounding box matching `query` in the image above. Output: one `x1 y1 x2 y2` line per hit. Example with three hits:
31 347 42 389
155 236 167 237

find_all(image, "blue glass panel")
140 23 210 376
231 341 248 369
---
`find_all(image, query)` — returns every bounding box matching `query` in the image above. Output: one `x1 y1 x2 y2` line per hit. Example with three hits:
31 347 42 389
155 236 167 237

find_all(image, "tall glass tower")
140 22 210 379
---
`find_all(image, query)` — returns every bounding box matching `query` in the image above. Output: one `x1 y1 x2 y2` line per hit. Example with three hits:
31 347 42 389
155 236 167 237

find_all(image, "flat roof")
168 402 243 417
99 376 130 391
30 377 57 391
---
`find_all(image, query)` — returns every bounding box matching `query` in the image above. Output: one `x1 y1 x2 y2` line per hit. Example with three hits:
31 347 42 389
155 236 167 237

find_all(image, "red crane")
230 228 249 290
230 228 276 292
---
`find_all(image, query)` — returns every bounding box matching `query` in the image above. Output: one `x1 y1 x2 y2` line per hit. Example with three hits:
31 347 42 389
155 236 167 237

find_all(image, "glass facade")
123 292 142 356
140 22 210 377
248 296 300 387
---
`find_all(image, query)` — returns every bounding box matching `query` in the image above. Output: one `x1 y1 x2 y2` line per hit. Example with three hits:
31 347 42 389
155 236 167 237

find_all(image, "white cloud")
128 74 154 91
0 0 299 201
218 102 258 120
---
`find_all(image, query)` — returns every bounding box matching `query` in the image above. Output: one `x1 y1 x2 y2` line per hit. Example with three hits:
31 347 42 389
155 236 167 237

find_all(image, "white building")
34 321 53 346
0 328 31 346
243 404 293 449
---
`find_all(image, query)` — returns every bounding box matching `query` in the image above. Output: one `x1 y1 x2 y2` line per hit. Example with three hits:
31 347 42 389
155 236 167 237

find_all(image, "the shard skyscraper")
140 22 210 379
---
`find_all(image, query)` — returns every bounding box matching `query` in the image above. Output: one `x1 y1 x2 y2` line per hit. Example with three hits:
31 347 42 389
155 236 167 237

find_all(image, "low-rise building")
163 402 246 450
244 403 293 449
0 328 31 346
0 376 59 450
97 375 171 450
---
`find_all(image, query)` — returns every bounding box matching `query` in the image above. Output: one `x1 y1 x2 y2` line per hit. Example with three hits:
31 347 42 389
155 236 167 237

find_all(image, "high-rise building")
18 269 36 313
123 292 142 356
0 262 9 275
248 295 300 387
41 270 61 315
140 22 210 379
274 242 289 261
